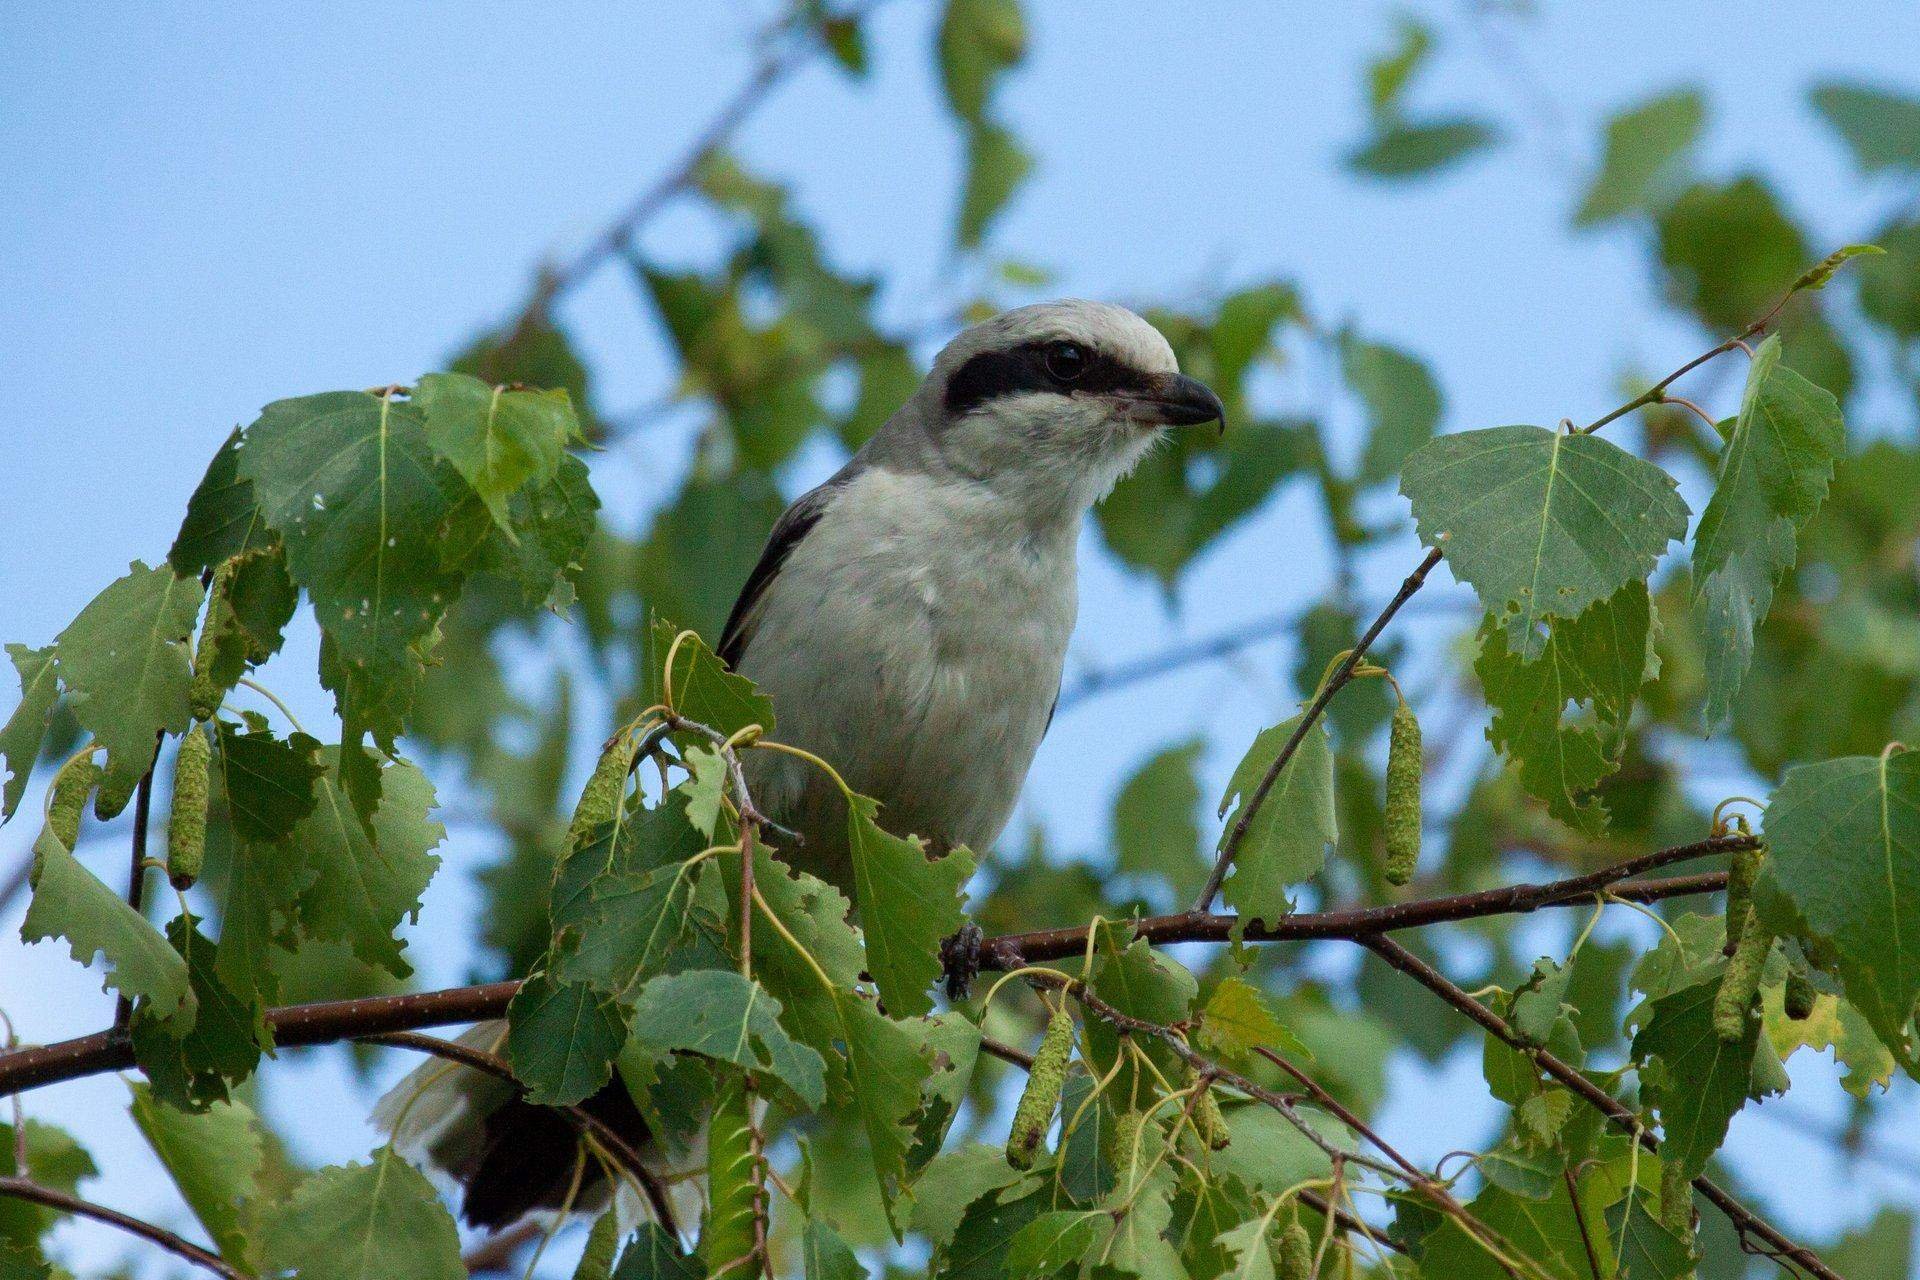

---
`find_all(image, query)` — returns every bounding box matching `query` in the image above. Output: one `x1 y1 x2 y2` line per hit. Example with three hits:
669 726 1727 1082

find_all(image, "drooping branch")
1361 935 1842 1280
0 1176 246 1280
0 842 1745 1099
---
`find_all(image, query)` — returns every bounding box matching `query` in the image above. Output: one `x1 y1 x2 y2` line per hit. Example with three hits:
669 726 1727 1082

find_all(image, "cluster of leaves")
6 6 1920 1280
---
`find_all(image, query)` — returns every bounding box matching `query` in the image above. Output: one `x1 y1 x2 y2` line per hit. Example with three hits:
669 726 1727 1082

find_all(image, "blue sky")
4 2 1919 1273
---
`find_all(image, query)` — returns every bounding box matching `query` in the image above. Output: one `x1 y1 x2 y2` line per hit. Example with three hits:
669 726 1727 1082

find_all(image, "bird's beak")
1134 373 1227 436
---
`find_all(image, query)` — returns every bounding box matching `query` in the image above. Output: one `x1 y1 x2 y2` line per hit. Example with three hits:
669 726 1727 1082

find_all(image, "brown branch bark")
0 844 1743 1100
0 1175 246 1279
113 745 160 1030
1360 935 1842 1280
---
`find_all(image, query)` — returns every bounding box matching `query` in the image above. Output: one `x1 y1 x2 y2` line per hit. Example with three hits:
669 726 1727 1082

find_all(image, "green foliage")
846 793 974 1017
1758 747 1920 1059
1810 81 1920 173
128 1082 265 1267
6 14 1920 1280
1691 334 1845 725
1575 87 1705 226
1215 713 1336 923
1402 424 1688 659
261 1148 466 1280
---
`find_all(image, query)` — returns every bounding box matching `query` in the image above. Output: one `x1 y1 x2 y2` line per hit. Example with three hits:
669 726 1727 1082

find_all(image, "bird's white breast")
737 464 1077 879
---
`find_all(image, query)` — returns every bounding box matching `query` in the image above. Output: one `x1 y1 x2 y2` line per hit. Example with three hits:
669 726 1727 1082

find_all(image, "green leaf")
1631 976 1779 1180
1608 1190 1696 1279
1858 219 1920 338
0 1243 49 1280
21 827 193 1020
645 617 776 737
53 560 204 797
627 969 827 1109
1215 1215 1276 1280
1822 1207 1915 1280
553 814 712 996
1692 335 1845 726
1113 738 1205 901
1400 424 1689 658
262 1147 465 1280
128 1082 265 1267
1418 1177 1613 1279
834 992 935 1227
801 1220 867 1280
415 371 573 536
1216 712 1336 924
130 916 272 1109
292 751 443 977
1811 81 1920 173
237 391 468 743
907 1145 1029 1250
169 428 278 576
1765 983 1895 1098
1574 88 1705 226
572 1211 622 1280
1 644 57 823
1789 242 1884 295
936 0 1025 125
215 720 324 845
1757 747 1920 1058
1197 975 1309 1063
847 793 974 1017
506 969 630 1106
0 1120 97 1248
938 1182 1051 1280
612 1223 706 1280
1344 335 1442 485
1656 177 1808 331
1004 1210 1103 1277
957 121 1033 249
1365 17 1431 115
1348 118 1497 178
1477 581 1653 833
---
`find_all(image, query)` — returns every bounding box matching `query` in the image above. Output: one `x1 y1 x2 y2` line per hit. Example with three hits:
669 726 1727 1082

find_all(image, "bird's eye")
1044 341 1087 383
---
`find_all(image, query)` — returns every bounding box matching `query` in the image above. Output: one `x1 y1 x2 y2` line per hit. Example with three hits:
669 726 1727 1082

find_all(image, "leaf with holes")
1757 747 1920 1059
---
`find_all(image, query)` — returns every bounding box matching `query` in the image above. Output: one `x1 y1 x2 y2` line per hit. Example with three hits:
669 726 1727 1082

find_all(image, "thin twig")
1360 935 1842 1280
113 745 160 1030
498 5 878 344
0 1176 246 1280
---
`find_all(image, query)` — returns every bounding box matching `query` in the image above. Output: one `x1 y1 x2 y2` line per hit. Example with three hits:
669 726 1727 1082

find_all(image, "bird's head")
906 300 1226 521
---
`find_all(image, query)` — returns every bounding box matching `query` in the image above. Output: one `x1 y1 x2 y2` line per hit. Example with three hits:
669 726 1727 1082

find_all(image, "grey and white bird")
377 299 1226 1229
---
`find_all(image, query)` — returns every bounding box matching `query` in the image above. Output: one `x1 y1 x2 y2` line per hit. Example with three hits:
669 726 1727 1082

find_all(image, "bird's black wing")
717 480 845 670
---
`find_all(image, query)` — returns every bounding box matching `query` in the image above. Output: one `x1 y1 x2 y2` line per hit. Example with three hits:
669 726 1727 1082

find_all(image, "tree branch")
1191 546 1446 911
0 843 1745 1099
980 837 1749 972
1360 935 1842 1280
0 1176 246 1280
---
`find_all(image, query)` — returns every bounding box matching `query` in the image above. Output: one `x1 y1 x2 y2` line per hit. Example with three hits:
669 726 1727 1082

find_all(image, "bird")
376 299 1226 1230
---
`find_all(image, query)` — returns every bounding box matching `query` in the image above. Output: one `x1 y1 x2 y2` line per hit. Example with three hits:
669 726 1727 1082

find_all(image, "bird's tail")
371 1021 654 1232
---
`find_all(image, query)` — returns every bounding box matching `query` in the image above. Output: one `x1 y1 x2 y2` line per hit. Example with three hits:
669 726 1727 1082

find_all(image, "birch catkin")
564 731 639 850
166 728 211 890
48 755 102 851
1275 1219 1314 1280
1006 1005 1073 1169
1714 906 1772 1041
1383 697 1422 886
